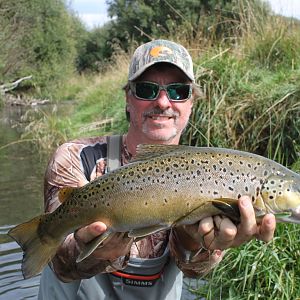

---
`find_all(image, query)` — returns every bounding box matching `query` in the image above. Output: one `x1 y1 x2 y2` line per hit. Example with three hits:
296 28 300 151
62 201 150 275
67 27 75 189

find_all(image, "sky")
69 0 300 29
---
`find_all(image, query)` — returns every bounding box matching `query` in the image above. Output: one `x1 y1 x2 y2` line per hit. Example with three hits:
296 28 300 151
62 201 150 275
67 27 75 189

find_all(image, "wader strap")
106 135 122 172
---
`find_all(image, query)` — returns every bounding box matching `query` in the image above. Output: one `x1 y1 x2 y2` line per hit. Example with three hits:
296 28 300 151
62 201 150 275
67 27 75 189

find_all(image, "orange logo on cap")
150 46 173 57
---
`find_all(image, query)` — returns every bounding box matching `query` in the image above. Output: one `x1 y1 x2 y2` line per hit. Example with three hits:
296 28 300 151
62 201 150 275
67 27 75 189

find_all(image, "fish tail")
8 215 60 279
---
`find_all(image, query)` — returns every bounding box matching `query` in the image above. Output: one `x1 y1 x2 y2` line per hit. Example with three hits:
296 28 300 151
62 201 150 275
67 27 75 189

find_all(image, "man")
38 39 276 299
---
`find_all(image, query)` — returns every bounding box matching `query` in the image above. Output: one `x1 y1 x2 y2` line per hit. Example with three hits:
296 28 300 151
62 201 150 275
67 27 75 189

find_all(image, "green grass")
194 223 300 300
68 68 129 139
182 52 300 166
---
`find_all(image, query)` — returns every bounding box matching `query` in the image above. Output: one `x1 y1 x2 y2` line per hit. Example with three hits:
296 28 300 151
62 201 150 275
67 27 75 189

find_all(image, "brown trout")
8 144 300 279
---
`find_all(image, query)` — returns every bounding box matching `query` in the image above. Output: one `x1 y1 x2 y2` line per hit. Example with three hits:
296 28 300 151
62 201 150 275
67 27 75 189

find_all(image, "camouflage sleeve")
169 229 224 278
44 139 130 282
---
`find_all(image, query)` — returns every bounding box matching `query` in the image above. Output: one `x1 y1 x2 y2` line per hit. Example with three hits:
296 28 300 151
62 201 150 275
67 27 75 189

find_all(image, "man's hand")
175 195 276 251
74 222 133 260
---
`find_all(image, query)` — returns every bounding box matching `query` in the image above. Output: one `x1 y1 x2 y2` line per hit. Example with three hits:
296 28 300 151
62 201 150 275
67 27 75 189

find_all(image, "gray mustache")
143 108 179 118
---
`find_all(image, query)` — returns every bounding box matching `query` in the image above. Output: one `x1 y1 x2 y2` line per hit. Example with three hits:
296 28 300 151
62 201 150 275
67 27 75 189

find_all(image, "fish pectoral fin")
211 198 240 223
76 230 112 263
128 225 170 239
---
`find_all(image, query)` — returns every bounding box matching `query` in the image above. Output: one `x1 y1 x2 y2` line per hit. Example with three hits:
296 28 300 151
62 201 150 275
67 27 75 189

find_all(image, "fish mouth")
290 206 300 224
276 207 300 224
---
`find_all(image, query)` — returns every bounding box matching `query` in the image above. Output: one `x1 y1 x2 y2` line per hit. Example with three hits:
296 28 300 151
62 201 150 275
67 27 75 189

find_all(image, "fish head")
261 174 300 223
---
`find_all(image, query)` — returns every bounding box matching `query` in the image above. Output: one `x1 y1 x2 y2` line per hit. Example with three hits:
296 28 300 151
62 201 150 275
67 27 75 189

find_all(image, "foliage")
76 23 115 73
106 0 244 45
73 0 272 73
0 0 80 91
194 223 300 300
20 105 71 152
68 50 130 138
181 5 300 167
181 52 300 166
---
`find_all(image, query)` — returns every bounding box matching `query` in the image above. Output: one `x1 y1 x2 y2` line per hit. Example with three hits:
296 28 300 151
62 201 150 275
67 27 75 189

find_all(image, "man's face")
126 65 193 143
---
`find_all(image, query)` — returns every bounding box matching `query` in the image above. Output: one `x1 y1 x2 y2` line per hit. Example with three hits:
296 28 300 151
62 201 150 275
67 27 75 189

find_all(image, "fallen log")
0 75 33 94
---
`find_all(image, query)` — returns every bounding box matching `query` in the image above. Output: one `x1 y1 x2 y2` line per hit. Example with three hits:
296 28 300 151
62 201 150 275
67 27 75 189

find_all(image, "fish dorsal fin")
58 187 76 203
131 144 192 162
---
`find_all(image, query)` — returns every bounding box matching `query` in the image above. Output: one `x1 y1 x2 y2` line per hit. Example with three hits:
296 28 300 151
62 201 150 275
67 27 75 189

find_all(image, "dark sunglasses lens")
167 84 191 101
135 82 159 100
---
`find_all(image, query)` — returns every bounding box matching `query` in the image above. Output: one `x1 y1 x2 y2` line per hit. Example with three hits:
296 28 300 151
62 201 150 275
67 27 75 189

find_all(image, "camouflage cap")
128 39 194 82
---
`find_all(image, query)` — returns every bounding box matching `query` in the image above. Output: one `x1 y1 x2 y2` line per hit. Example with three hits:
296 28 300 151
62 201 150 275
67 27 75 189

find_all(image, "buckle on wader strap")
111 269 164 287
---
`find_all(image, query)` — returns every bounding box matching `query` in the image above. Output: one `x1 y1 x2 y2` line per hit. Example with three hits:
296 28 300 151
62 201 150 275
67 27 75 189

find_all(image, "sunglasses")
129 81 192 102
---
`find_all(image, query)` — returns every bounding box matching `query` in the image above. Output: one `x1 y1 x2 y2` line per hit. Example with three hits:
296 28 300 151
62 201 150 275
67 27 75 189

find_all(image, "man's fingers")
212 216 237 249
75 221 107 243
256 213 276 242
198 217 216 249
231 196 257 245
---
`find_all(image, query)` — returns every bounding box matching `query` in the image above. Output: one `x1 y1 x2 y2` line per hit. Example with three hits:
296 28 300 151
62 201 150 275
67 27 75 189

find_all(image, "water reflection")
0 225 40 299
0 103 73 299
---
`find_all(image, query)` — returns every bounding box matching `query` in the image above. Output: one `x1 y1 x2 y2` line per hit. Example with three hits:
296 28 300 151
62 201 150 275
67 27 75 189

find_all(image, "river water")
0 105 42 299
0 104 72 299
0 104 203 300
